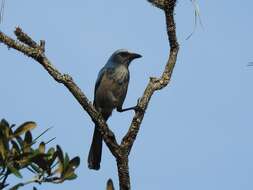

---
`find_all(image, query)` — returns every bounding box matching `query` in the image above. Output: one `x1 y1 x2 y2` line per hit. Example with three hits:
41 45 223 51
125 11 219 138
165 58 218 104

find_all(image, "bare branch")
14 27 38 48
8 175 66 190
0 1 180 189
0 29 120 157
121 0 179 153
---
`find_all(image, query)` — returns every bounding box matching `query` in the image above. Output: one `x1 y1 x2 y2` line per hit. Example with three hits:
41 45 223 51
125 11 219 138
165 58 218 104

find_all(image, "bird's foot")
134 105 145 113
134 98 145 113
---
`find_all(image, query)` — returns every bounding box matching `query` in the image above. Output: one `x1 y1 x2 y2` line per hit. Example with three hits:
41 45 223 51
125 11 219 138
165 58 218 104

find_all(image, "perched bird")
88 49 142 170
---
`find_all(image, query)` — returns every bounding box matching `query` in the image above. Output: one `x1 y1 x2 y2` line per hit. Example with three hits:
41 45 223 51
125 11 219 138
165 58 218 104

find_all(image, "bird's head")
109 49 142 67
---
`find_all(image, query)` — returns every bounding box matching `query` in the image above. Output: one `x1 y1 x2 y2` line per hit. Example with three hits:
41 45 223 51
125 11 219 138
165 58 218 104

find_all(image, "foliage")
0 119 80 190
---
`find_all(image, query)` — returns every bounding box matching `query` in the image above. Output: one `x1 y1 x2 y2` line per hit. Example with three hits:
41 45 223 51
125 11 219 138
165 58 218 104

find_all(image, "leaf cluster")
0 119 80 190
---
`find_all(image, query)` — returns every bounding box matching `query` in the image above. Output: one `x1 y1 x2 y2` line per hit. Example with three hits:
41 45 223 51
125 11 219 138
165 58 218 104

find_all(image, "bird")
88 49 142 170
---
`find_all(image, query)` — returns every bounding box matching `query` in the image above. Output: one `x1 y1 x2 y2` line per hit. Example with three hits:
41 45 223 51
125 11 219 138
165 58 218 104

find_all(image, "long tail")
88 112 110 170
88 126 103 170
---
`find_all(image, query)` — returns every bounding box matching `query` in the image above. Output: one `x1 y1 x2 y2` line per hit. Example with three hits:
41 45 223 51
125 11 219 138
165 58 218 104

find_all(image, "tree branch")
0 0 179 189
0 28 120 158
121 0 179 153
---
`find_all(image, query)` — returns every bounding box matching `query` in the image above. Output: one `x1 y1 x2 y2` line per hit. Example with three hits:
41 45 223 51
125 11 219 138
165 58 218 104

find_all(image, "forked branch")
121 0 179 153
0 0 179 189
0 28 120 158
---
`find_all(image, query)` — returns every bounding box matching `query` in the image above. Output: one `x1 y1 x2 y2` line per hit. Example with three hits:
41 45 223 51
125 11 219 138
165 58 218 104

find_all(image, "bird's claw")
134 105 145 114
134 98 145 113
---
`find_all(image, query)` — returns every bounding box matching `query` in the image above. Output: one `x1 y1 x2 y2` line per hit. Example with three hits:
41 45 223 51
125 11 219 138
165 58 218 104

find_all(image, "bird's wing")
94 67 107 100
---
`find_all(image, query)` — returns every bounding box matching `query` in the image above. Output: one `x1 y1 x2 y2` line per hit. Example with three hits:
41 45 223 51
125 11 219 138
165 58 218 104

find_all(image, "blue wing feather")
94 67 106 99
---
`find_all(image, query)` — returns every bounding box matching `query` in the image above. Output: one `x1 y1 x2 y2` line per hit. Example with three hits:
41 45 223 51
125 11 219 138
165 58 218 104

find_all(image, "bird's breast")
95 66 129 111
110 66 129 85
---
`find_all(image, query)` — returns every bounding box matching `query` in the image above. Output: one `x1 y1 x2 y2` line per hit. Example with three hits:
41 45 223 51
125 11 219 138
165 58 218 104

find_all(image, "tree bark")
117 155 130 190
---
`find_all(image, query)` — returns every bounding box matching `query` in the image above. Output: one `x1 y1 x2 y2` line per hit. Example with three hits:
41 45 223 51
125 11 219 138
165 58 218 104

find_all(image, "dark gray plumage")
88 49 142 170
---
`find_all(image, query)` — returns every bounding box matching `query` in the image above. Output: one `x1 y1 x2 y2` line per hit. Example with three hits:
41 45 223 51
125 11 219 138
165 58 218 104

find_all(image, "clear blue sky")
1 1 253 189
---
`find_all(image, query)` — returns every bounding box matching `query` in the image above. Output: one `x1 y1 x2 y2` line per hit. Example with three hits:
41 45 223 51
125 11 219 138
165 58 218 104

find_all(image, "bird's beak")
129 53 142 60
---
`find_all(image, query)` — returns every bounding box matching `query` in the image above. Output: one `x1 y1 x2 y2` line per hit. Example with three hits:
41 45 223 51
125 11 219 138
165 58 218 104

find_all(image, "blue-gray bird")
88 49 142 170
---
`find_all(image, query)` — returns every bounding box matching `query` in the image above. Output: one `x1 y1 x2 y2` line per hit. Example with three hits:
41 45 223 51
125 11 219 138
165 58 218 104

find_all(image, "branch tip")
14 27 38 48
40 40 45 52
106 178 115 190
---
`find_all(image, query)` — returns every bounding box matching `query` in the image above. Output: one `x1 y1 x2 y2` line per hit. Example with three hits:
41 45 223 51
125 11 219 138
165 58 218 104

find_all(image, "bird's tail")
88 126 103 170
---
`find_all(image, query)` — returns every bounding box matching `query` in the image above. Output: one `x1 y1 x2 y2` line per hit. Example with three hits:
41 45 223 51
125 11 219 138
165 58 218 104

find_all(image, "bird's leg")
117 99 145 113
117 106 137 112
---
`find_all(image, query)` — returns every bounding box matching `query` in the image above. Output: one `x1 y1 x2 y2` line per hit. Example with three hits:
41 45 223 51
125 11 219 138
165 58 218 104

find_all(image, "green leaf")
0 139 6 158
23 142 32 154
64 153 70 169
10 124 16 129
48 151 58 169
0 119 9 128
56 145 63 161
0 137 9 159
9 183 24 190
0 121 11 139
16 152 33 168
30 153 49 172
38 142 45 153
11 140 20 155
47 147 55 156
62 157 80 180
22 131 33 153
14 121 36 136
64 172 77 181
24 131 33 144
56 145 64 172
8 164 22 178
0 154 4 166
68 156 80 169
16 136 24 149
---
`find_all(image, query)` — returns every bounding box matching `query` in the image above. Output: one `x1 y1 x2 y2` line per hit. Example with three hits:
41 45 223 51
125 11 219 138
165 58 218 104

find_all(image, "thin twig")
8 175 63 190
